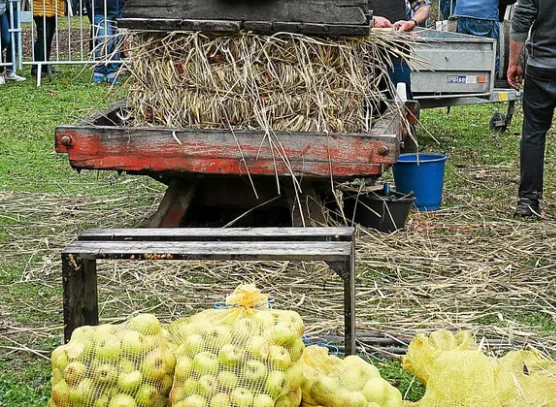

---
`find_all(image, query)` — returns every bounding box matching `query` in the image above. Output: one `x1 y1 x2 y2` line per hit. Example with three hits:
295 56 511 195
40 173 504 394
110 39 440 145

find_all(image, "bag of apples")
166 284 305 407
48 314 175 407
299 346 402 407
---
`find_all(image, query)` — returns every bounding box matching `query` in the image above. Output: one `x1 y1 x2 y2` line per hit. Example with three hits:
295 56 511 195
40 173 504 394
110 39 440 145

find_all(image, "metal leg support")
62 253 99 343
328 256 356 355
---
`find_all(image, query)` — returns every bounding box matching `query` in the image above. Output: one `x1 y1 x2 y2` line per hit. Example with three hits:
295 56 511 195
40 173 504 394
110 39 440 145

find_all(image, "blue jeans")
519 66 556 200
457 17 500 74
0 13 9 52
5 8 19 66
441 0 456 19
93 12 121 80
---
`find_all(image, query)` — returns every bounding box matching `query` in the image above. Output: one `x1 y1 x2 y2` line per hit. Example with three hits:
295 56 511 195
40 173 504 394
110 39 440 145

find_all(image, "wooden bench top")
63 240 353 262
78 227 355 242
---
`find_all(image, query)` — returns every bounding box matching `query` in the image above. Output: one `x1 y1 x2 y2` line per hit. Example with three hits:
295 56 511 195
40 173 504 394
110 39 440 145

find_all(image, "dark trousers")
519 65 556 200
33 16 56 71
388 58 413 100
6 8 18 66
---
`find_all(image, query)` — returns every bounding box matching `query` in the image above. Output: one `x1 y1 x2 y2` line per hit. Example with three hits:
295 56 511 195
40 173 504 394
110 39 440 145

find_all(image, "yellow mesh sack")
496 350 556 407
299 345 402 407
402 330 477 385
415 349 499 407
166 284 305 407
49 314 175 407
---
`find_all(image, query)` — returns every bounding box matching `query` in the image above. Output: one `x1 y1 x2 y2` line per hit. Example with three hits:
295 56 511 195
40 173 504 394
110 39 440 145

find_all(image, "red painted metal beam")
55 121 400 178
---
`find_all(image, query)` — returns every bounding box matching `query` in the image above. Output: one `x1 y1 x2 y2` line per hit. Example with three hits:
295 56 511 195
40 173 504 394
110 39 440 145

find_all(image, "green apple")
93 363 118 385
218 344 244 367
362 377 388 403
175 355 194 379
51 347 69 371
182 395 208 407
231 388 254 407
142 350 167 380
136 384 160 407
51 380 71 407
310 376 338 404
246 336 270 360
171 385 186 405
244 360 268 383
217 371 238 391
205 325 232 350
93 394 110 407
232 318 259 341
128 314 162 336
184 334 205 357
268 345 291 370
300 378 318 405
265 371 288 399
160 374 174 395
51 368 63 386
289 388 302 406
109 394 137 407
182 378 200 395
121 331 146 359
64 361 88 386
193 352 219 376
289 339 304 362
210 393 231 407
118 370 142 393
163 347 177 374
382 387 403 407
253 311 275 329
199 374 218 397
277 312 304 334
65 341 87 360
285 363 303 389
72 326 95 341
118 358 136 374
345 392 368 407
95 334 122 362
328 389 353 407
274 395 291 407
69 378 93 404
253 394 274 407
272 323 297 346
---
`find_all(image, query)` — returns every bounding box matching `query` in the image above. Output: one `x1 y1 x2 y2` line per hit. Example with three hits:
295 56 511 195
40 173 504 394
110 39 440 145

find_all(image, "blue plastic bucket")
393 153 448 211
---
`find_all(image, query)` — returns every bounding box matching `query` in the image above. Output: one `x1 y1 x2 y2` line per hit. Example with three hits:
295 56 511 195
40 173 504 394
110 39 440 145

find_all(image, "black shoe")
516 198 541 217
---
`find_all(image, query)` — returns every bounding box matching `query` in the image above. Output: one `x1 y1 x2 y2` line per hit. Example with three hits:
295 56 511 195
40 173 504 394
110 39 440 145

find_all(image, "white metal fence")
1 0 125 85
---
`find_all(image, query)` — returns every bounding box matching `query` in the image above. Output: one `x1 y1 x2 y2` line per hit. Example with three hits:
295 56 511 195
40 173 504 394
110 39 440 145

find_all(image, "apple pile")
48 314 175 407
167 285 305 407
300 346 402 407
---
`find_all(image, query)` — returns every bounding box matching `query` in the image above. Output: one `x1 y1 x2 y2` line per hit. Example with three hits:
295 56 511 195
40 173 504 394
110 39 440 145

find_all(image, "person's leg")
441 0 455 19
0 13 9 77
92 13 108 82
32 16 46 75
518 66 556 215
5 9 25 80
105 15 122 84
388 58 413 100
457 17 500 74
45 17 56 64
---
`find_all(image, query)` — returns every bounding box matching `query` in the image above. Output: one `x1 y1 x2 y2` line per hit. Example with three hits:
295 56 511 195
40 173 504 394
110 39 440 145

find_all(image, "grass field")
1 65 555 407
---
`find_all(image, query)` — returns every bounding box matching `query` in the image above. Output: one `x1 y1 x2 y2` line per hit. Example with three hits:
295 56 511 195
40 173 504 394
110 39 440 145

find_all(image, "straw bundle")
126 30 412 133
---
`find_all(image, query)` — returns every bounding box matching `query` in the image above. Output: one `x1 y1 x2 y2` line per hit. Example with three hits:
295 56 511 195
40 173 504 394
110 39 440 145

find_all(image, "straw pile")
126 31 412 133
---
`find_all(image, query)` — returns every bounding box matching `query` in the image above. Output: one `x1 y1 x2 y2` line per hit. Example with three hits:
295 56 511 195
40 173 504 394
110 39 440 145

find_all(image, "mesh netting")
49 314 175 407
166 284 305 407
403 330 556 407
299 346 402 407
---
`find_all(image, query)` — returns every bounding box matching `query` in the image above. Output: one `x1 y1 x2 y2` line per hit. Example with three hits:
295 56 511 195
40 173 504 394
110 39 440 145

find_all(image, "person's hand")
394 20 417 32
507 63 523 90
374 16 393 28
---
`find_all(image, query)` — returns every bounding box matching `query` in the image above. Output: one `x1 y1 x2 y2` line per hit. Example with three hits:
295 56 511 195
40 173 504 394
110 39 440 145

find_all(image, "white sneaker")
5 71 26 82
0 75 5 85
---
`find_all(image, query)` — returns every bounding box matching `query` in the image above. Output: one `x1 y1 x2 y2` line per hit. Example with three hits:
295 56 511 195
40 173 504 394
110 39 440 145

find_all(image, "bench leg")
328 257 356 355
62 253 99 343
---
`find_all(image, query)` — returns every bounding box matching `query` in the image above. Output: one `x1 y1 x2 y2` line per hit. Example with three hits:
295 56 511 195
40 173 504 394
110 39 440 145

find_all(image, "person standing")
0 0 7 85
92 0 125 84
32 0 65 77
508 0 556 217
3 4 26 82
371 0 431 98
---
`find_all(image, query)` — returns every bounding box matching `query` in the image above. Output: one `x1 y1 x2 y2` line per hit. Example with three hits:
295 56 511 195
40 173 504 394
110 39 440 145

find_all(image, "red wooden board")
55 119 400 179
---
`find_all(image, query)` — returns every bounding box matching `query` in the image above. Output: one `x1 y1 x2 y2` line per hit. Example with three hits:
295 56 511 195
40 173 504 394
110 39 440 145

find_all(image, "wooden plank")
117 18 242 32
121 0 370 27
54 125 398 179
63 241 352 262
78 227 355 241
62 254 99 343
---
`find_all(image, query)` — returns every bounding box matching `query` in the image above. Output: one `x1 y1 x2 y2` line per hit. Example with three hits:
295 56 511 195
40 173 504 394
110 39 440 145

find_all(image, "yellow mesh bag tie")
225 284 269 310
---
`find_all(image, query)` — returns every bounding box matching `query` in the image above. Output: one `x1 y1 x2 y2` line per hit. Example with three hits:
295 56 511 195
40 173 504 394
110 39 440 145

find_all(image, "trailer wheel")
490 112 508 133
